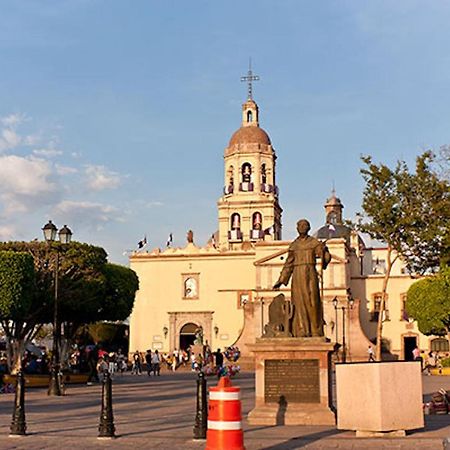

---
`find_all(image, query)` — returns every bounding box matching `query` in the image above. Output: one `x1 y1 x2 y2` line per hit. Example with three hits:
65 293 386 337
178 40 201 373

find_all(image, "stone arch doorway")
179 322 198 351
403 335 418 361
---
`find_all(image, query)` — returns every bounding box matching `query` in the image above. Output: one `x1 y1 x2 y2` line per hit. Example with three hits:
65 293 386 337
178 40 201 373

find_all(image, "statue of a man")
273 219 331 337
194 326 203 345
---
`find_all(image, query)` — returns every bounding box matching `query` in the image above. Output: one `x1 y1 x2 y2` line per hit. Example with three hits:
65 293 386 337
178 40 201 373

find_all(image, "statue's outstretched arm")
274 248 294 289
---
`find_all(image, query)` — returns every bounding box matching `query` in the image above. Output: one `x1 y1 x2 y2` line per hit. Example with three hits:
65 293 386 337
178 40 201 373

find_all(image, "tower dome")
225 98 273 157
229 126 271 146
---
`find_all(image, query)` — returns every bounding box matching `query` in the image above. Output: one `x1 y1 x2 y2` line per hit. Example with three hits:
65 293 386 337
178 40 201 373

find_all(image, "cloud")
0 224 17 241
1 113 25 127
0 128 21 151
0 155 55 195
33 147 63 157
145 201 164 207
0 154 58 213
84 164 122 190
55 164 78 175
53 200 123 230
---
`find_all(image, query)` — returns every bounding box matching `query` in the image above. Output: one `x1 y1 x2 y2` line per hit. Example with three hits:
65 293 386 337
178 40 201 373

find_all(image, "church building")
129 84 445 362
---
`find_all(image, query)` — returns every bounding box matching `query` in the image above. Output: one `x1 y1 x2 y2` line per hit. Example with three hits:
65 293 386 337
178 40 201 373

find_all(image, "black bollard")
98 370 116 439
10 370 26 436
48 366 62 396
193 371 207 439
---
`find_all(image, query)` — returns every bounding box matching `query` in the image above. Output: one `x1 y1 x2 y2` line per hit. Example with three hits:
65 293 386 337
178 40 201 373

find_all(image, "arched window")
247 110 253 122
261 164 267 184
252 212 262 230
400 294 409 321
227 165 234 186
241 163 252 183
231 213 241 230
327 212 337 225
184 278 198 298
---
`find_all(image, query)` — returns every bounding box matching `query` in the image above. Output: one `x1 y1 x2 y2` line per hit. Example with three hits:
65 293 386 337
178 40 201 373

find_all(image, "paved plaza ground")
0 370 449 449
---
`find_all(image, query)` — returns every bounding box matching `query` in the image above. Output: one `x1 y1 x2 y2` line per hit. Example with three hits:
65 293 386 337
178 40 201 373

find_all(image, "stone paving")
0 370 448 449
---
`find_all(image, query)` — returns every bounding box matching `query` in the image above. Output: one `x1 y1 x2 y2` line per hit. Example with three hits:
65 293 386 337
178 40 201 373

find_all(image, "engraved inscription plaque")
264 359 320 403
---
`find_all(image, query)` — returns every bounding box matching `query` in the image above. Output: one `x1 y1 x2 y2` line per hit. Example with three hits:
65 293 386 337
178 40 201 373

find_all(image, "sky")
1 1 450 265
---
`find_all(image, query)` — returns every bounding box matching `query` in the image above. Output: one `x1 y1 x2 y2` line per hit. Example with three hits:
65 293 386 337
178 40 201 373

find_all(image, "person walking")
145 349 152 376
412 346 423 369
367 345 375 362
171 350 178 372
117 349 127 375
108 351 116 376
86 345 99 385
151 350 161 376
131 350 142 375
214 348 224 370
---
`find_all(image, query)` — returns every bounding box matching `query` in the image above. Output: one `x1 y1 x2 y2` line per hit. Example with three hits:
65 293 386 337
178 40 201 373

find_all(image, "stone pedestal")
336 361 424 434
247 338 337 425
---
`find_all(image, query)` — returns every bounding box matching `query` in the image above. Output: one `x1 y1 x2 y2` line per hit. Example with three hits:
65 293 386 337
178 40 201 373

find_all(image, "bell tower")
217 68 282 249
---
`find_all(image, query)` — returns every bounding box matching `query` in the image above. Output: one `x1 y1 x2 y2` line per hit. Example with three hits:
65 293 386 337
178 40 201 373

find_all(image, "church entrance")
179 322 198 350
403 336 417 361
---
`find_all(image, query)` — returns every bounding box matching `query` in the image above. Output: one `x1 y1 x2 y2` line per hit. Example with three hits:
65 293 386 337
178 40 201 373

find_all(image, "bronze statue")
273 219 331 337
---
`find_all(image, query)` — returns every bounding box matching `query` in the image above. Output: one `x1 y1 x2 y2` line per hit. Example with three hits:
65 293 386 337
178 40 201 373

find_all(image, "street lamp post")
332 291 354 363
42 220 72 396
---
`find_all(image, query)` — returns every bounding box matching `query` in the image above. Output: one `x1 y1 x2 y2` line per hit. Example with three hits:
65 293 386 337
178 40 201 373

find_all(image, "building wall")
129 245 256 353
129 236 441 362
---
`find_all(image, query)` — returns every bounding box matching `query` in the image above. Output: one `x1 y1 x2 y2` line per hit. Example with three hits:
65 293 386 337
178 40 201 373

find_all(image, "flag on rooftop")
138 236 147 249
166 233 173 247
264 225 274 235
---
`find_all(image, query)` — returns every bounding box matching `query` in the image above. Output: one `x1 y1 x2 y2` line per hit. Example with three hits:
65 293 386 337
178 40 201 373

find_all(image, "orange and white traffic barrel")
206 376 245 450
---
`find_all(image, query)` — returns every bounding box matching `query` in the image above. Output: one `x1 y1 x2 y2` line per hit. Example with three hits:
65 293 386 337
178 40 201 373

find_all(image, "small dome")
229 126 271 146
315 224 351 241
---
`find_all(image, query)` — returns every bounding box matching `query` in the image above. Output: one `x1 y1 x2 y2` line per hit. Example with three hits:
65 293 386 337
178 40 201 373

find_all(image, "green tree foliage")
100 263 139 321
0 241 139 370
356 152 450 359
86 322 119 345
0 251 35 319
406 267 450 336
360 152 450 274
0 251 36 371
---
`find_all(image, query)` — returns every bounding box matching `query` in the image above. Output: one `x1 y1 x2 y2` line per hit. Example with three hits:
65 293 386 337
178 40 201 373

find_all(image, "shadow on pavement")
260 429 343 450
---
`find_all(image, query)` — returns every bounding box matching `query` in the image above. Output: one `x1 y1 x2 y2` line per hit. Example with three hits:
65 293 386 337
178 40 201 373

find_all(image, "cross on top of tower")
240 58 259 100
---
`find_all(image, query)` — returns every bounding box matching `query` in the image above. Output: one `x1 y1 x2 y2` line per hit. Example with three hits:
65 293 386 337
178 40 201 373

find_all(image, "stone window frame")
400 293 409 321
370 292 389 322
181 273 200 300
237 291 251 309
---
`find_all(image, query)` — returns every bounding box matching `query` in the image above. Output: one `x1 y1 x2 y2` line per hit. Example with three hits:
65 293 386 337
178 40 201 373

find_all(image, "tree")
356 152 450 360
0 251 36 372
0 241 139 371
406 267 450 338
99 263 139 321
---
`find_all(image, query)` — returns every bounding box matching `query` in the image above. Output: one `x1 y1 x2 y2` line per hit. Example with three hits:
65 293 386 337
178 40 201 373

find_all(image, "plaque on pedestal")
247 338 337 426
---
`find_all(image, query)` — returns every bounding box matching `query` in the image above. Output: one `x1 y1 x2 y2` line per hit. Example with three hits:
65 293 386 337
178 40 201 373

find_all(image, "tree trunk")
375 247 397 361
7 339 26 375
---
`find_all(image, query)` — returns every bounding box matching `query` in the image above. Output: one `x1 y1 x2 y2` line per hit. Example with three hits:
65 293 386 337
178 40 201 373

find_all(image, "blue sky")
1 1 449 264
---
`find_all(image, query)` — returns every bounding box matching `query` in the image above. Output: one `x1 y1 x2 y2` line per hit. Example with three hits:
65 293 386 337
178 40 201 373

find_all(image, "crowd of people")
128 344 240 378
0 341 242 388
